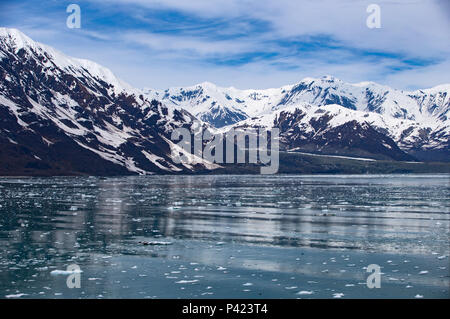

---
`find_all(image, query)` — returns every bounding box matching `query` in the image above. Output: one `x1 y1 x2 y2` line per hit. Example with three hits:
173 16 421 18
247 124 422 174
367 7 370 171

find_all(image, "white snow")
288 151 377 162
175 280 199 284
50 269 83 275
5 293 28 298
142 150 182 172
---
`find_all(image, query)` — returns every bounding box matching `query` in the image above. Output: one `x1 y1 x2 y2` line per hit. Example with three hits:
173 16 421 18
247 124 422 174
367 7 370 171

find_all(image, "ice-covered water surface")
0 175 448 299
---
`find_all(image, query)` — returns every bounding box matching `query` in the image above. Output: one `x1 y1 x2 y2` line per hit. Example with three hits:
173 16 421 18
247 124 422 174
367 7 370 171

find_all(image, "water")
0 174 448 299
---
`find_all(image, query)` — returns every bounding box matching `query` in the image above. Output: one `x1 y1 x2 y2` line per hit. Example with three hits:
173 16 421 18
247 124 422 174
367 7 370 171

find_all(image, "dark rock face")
270 109 415 161
0 29 214 176
200 106 248 128
288 120 415 161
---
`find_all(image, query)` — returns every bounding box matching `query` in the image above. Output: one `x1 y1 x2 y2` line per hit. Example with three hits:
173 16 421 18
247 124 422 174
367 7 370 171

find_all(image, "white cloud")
104 0 450 57
384 59 450 90
121 31 258 56
4 0 449 89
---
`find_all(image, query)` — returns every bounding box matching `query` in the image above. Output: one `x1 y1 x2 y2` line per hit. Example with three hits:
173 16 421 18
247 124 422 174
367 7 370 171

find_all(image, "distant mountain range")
0 28 449 176
145 76 449 161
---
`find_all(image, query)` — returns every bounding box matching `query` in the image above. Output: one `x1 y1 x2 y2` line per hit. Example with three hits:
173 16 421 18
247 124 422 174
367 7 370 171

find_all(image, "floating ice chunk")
50 269 82 275
5 293 27 298
437 255 447 260
333 293 345 298
36 266 48 271
297 291 314 295
414 294 424 299
175 280 198 284
418 271 428 275
285 286 298 290
243 283 253 286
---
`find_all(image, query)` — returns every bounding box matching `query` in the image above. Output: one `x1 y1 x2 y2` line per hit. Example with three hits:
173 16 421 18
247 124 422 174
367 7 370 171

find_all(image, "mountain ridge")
144 74 449 161
0 27 449 176
0 27 218 175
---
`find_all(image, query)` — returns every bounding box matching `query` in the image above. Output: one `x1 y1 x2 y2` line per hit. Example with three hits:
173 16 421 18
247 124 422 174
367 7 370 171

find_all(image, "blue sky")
1 0 449 90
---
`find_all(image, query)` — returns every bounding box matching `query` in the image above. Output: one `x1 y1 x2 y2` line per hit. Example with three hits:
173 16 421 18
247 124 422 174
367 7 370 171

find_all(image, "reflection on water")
0 175 449 298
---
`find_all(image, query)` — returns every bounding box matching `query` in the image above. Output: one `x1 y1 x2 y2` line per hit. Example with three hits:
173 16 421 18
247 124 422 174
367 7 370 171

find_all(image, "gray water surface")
0 174 449 299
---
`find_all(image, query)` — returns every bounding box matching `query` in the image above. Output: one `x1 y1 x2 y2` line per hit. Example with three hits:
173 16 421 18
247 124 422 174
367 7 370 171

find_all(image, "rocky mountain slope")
0 28 448 176
0 28 217 175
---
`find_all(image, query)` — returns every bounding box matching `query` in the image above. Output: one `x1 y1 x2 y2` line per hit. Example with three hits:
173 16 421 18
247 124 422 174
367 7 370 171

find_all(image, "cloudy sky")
1 0 449 90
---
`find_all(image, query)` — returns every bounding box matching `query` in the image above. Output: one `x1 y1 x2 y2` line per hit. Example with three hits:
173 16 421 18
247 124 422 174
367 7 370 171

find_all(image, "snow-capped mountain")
0 28 448 176
144 82 291 128
0 28 218 175
146 76 449 161
232 103 414 161
145 76 449 126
